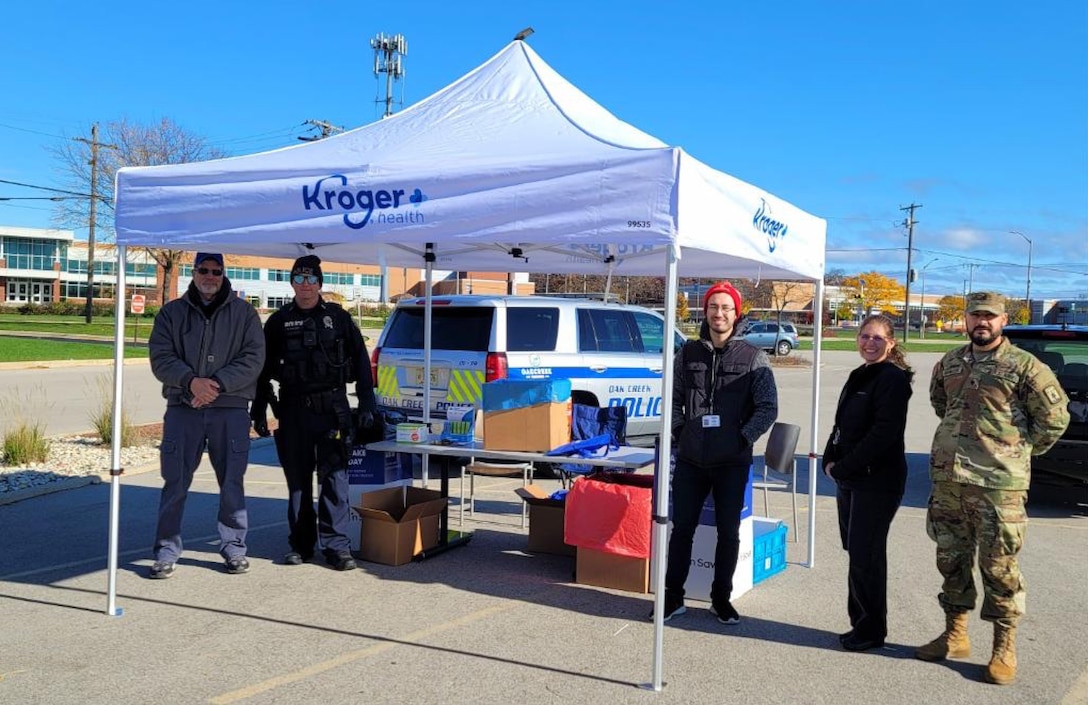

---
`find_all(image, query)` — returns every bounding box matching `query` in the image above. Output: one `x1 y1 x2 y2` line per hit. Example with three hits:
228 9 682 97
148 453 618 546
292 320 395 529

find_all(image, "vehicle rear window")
506 307 559 351
382 307 494 351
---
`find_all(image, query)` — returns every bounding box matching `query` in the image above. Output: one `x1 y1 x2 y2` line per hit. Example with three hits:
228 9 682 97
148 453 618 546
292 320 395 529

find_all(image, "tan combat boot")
915 612 971 661
984 624 1017 685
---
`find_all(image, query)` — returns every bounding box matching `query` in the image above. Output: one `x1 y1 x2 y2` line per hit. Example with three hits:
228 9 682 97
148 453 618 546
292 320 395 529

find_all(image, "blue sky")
2 0 1086 299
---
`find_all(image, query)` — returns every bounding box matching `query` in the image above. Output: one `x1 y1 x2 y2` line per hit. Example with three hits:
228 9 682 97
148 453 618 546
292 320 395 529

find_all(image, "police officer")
916 291 1069 685
251 255 381 571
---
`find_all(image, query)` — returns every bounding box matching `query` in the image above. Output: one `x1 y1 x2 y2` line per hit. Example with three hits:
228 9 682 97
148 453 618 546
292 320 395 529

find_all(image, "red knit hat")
702 281 742 315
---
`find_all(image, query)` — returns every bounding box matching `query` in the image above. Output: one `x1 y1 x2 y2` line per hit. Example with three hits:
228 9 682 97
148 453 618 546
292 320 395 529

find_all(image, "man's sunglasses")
292 274 319 285
196 267 223 276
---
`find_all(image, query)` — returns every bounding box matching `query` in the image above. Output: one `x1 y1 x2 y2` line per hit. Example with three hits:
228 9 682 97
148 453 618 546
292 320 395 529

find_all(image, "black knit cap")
291 254 323 285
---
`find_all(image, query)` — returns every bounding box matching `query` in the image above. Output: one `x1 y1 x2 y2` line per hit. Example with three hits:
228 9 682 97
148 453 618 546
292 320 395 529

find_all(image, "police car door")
577 307 662 440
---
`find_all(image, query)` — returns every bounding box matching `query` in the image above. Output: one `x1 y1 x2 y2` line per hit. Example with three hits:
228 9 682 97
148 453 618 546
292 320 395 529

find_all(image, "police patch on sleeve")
1044 385 1063 405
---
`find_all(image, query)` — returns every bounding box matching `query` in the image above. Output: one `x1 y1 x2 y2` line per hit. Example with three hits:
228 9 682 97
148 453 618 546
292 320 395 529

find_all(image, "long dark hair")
859 314 914 381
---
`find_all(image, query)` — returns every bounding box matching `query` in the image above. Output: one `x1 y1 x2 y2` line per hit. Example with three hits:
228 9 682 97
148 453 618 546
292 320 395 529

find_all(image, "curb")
0 437 278 507
0 474 102 506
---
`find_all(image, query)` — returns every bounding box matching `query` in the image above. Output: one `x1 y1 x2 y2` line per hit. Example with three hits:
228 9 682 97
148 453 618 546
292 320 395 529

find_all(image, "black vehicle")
1003 324 1088 487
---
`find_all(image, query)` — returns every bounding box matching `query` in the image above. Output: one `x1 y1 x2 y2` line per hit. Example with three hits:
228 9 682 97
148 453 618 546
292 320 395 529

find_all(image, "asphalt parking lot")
0 350 1085 705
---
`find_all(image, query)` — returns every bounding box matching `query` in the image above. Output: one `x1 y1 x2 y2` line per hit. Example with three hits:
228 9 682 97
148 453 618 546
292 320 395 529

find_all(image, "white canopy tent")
111 40 827 691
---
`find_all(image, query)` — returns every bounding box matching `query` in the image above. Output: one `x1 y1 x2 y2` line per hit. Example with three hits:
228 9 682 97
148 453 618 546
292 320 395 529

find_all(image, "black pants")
273 403 352 559
836 485 902 640
665 458 750 605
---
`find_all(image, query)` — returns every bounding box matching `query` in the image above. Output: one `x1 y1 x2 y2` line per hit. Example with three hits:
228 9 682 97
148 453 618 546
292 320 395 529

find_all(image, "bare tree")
49 117 228 303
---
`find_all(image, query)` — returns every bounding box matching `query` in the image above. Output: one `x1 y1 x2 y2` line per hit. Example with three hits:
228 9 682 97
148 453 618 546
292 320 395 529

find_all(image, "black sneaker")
648 596 686 622
282 551 306 566
225 557 250 575
710 602 740 625
149 561 175 580
329 552 357 571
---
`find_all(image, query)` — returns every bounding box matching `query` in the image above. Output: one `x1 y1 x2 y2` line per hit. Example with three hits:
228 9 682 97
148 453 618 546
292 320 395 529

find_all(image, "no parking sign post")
130 294 146 343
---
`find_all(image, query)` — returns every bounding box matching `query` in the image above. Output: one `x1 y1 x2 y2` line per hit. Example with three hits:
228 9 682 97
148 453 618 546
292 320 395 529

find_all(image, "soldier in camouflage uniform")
916 292 1069 685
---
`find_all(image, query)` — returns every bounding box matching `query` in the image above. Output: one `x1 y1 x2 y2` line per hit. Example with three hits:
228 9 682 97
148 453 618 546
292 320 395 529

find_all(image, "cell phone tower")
371 32 407 118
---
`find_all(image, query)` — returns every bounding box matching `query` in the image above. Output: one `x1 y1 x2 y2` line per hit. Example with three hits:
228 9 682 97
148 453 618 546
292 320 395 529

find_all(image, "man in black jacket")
251 255 380 571
659 282 778 624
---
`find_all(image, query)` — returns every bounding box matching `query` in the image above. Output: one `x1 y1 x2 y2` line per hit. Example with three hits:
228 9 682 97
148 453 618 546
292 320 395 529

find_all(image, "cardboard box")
346 440 415 551
483 401 571 452
752 517 788 584
356 487 448 566
515 484 574 556
576 546 649 593
481 379 572 452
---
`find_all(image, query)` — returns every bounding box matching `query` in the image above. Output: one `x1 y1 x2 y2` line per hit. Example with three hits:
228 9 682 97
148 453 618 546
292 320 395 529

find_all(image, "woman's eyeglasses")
292 274 319 285
196 267 223 276
858 334 888 344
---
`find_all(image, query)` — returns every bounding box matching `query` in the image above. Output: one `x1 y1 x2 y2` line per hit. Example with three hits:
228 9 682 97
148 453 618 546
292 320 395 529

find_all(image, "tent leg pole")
106 245 128 617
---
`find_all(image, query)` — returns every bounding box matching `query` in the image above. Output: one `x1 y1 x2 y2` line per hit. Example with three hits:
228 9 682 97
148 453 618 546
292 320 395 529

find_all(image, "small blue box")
752 517 788 584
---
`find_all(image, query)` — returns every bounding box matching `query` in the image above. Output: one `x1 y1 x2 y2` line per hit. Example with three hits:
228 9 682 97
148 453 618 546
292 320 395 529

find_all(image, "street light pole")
920 258 939 339
1010 230 1032 323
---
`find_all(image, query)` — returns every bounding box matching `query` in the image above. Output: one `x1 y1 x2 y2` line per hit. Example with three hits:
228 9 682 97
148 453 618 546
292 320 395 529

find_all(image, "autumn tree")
676 291 690 322
843 272 905 319
50 117 228 305
936 294 966 327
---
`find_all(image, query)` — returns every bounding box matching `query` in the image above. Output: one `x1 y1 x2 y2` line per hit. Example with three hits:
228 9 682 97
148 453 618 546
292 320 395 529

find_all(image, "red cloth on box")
563 473 653 558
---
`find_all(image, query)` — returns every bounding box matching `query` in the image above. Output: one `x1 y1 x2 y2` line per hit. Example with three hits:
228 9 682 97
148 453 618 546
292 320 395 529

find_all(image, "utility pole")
74 124 117 324
899 203 921 342
298 119 344 142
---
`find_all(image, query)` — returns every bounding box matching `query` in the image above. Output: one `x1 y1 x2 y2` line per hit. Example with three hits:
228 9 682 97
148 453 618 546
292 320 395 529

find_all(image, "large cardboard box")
483 401 571 451
345 439 414 551
356 487 448 566
515 484 574 556
481 380 572 452
576 546 650 593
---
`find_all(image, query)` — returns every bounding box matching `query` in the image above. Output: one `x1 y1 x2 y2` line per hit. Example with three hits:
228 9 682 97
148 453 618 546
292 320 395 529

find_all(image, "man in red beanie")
656 281 778 625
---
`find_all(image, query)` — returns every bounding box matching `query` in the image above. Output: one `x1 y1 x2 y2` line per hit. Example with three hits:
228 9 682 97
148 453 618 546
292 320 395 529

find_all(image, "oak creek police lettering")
302 175 425 230
752 198 789 253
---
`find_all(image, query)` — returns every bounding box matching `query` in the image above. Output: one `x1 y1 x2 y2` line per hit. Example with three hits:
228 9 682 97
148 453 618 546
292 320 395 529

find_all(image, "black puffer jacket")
822 361 912 494
672 328 778 468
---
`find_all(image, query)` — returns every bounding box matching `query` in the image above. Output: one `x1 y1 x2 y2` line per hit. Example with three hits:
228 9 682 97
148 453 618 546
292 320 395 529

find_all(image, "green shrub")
2 421 50 465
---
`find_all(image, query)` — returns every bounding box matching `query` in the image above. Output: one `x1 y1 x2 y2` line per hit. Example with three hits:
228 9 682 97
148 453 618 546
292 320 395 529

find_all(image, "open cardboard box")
576 546 650 594
515 484 575 556
356 486 448 566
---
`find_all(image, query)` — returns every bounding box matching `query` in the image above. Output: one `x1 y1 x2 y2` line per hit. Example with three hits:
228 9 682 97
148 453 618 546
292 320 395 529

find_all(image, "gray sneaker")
225 557 250 575
149 561 175 580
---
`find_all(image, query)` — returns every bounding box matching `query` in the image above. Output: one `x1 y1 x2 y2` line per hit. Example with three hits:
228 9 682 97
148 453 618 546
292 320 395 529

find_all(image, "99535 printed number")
627 220 651 228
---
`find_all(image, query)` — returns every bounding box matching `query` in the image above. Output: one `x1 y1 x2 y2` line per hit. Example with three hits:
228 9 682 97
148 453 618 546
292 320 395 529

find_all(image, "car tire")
775 340 793 356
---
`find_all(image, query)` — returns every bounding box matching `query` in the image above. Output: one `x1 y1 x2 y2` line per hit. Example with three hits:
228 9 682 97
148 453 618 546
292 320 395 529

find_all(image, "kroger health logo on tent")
752 198 789 253
302 175 428 230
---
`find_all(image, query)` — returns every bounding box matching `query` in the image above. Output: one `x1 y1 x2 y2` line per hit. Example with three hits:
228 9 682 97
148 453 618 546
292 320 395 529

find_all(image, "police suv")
371 295 687 445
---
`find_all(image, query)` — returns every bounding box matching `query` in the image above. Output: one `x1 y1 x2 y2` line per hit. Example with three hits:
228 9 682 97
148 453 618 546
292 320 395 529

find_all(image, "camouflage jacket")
929 337 1070 490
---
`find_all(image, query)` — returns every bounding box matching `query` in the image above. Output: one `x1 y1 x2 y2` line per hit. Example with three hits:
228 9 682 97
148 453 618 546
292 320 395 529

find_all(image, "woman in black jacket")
823 314 913 652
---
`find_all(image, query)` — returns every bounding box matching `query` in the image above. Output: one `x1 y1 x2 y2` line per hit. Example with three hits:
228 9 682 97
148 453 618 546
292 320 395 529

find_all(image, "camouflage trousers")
925 481 1027 627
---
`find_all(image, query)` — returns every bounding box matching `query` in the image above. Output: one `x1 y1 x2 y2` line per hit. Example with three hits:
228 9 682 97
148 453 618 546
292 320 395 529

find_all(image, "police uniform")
253 262 378 568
